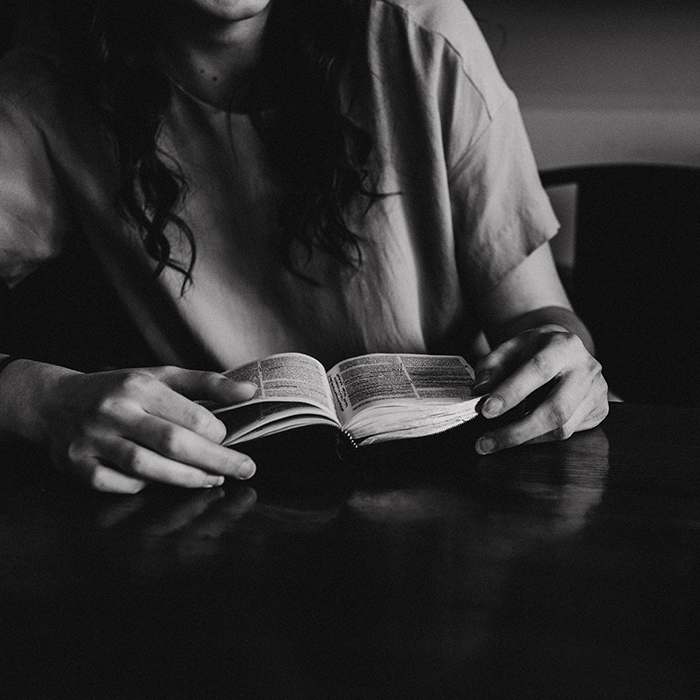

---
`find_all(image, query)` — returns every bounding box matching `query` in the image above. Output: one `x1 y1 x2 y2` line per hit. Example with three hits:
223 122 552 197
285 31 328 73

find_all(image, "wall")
1 3 19 55
468 0 700 169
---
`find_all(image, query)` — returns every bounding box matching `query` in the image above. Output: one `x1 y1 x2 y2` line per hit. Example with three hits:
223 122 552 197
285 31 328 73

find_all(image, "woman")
0 0 608 492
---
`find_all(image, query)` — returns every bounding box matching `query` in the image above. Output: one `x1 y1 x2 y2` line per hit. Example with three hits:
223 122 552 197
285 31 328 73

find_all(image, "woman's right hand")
0 360 258 493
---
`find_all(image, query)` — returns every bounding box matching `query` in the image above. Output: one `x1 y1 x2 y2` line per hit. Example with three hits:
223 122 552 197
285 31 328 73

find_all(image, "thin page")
327 353 475 423
220 401 339 446
214 352 336 417
345 401 479 444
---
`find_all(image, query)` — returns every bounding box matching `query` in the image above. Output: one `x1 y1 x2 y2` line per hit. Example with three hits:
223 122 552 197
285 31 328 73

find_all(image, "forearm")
484 305 595 356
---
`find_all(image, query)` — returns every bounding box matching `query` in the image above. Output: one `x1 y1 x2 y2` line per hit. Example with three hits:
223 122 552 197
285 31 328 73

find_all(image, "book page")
327 353 475 422
219 401 339 445
217 352 336 416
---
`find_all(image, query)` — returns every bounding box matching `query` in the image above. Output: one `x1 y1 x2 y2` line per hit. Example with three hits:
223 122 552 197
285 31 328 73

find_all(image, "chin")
188 0 272 21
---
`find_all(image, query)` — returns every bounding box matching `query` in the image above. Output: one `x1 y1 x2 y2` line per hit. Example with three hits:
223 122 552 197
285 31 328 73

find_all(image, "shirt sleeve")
368 0 560 302
448 90 560 299
429 2 559 299
0 53 70 287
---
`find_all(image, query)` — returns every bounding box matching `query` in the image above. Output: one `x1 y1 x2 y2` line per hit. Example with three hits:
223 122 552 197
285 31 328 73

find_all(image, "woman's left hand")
472 324 609 455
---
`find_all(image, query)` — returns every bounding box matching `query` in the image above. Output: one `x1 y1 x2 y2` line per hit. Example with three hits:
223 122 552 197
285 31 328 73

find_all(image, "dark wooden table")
2 403 700 700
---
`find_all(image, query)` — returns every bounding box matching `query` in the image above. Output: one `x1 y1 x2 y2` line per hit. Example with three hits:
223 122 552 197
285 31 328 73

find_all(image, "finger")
137 375 253 444
479 333 584 419
521 400 595 446
94 435 235 489
475 374 593 454
70 456 148 494
526 395 610 444
150 366 258 404
127 412 256 479
137 381 232 444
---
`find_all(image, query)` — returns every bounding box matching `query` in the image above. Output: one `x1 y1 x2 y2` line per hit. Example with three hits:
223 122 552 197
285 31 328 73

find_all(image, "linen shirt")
0 0 558 371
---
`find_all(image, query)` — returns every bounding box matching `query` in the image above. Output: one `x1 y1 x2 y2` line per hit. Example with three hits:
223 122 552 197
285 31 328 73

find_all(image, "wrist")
490 306 595 356
0 358 81 443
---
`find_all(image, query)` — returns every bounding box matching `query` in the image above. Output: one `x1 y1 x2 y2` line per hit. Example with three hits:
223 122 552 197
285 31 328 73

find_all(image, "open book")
211 352 480 447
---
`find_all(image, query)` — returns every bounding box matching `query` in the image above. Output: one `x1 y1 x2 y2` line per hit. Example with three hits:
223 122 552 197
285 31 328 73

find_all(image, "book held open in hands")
211 352 480 447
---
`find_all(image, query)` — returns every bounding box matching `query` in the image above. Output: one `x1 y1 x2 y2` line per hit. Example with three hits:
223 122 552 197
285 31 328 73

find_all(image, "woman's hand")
472 325 609 455
1 361 258 493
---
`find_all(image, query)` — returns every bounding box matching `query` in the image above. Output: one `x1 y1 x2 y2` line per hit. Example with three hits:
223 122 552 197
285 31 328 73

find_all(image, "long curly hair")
38 0 378 289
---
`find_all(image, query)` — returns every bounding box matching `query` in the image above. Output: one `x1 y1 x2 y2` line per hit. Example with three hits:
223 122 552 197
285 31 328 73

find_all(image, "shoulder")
369 0 489 58
367 0 511 114
370 0 480 33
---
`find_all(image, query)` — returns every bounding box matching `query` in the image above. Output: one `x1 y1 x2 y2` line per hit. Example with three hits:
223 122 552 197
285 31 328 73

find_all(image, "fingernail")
237 381 258 397
237 458 256 480
205 475 226 487
476 437 496 455
482 397 504 418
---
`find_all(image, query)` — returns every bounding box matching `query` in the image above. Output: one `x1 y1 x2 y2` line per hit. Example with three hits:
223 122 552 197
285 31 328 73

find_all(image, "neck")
163 6 271 111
